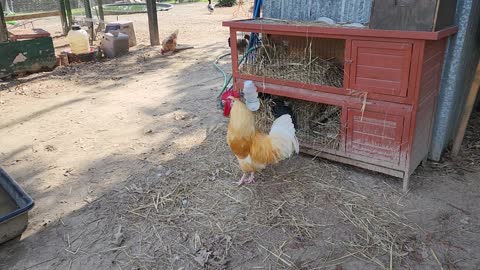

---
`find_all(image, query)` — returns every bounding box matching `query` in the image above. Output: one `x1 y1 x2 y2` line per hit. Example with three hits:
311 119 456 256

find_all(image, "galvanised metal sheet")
263 0 373 24
430 0 480 160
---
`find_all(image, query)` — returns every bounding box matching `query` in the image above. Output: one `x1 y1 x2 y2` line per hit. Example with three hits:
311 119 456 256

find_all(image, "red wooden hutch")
223 19 457 191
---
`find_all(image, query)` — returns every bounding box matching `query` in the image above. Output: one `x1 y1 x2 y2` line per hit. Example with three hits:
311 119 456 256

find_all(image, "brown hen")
161 29 179 55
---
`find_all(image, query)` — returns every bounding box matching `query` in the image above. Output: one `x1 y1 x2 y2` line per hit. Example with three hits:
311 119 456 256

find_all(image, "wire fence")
2 0 203 15
2 0 203 35
3 0 68 14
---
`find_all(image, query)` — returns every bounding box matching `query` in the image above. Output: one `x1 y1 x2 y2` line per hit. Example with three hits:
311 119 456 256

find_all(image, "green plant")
216 0 236 7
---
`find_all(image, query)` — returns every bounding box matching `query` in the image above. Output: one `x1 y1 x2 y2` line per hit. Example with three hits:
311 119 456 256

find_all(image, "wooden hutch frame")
223 19 457 191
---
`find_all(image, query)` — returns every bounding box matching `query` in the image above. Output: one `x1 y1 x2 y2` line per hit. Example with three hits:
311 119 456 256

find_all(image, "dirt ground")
1 3 480 270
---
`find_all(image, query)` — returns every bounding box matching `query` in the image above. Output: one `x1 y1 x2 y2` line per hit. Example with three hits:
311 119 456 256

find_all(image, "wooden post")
59 0 69 35
84 0 95 44
146 0 160 46
65 0 73 28
0 1 8 42
451 62 480 157
97 0 105 31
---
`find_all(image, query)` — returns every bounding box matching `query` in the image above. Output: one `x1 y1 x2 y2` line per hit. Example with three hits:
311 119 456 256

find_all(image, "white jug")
67 25 89 54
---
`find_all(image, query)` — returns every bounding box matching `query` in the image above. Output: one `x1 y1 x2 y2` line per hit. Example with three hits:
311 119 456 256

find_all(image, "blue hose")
253 0 263 18
247 0 262 63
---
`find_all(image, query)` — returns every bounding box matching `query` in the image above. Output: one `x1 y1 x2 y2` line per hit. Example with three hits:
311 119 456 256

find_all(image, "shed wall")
263 0 372 24
430 0 480 160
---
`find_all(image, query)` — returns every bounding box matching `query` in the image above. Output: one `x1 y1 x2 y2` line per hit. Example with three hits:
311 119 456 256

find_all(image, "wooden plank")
357 53 403 69
356 66 402 82
350 40 412 97
432 0 441 29
0 2 7 43
370 0 456 32
223 20 458 41
146 0 160 46
352 120 398 139
237 71 413 104
59 0 69 35
347 110 404 164
300 146 405 178
370 0 438 31
452 62 480 156
435 0 457 31
355 77 401 91
419 44 444 105
8 28 51 41
237 72 344 93
358 47 407 57
235 77 413 114
5 11 60 21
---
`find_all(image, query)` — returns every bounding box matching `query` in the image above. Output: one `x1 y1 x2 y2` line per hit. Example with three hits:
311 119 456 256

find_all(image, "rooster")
227 97 299 185
161 29 179 55
207 0 214 14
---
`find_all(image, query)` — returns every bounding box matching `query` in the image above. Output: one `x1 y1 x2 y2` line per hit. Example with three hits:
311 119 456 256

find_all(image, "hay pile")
102 150 422 269
291 99 341 150
254 96 341 150
254 98 276 134
78 124 425 269
242 43 344 88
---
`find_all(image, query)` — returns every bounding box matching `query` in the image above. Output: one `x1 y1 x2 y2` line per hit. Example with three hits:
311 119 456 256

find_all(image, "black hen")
272 98 297 129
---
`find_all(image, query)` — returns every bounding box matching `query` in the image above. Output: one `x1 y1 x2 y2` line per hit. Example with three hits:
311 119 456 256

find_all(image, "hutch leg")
421 156 428 167
402 173 410 193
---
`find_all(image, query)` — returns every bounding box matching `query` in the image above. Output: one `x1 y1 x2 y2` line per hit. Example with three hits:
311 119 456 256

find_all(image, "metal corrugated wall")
430 0 480 160
263 0 372 23
262 0 480 161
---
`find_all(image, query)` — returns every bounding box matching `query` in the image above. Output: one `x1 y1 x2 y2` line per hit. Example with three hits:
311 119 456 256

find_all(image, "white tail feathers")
269 114 300 159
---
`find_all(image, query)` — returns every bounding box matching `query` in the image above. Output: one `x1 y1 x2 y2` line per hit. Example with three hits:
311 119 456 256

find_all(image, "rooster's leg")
244 172 255 184
237 173 248 185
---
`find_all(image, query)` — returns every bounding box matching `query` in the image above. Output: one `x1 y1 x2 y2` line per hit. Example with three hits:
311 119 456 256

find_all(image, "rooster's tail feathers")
269 114 299 158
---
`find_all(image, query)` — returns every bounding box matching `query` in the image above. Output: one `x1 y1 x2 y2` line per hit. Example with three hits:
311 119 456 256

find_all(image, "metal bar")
59 0 69 35
65 0 73 28
97 0 105 31
84 0 95 43
0 1 8 42
146 0 160 46
451 61 480 156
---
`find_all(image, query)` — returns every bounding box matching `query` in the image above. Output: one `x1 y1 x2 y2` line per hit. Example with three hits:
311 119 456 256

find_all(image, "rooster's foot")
237 173 248 185
244 173 255 184
237 172 255 185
